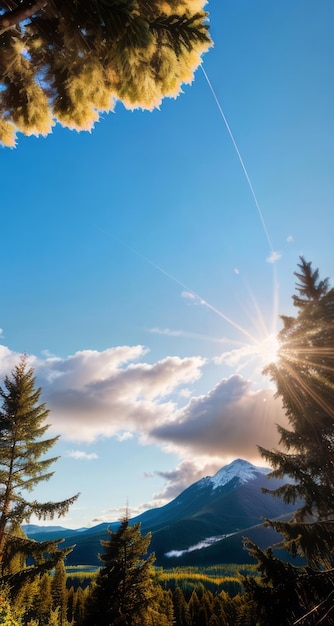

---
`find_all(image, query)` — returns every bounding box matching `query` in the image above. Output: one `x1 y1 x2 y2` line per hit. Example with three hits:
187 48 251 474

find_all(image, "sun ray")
276 358 334 420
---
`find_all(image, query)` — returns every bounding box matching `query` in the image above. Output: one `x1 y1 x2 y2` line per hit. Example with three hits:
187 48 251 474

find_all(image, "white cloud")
0 346 284 457
67 450 98 461
181 291 196 300
149 327 228 345
150 327 183 337
152 375 286 460
116 431 134 442
165 535 229 558
214 345 258 369
0 345 206 443
266 250 282 264
0 346 286 507
149 459 221 502
286 235 294 243
0 345 25 377
178 387 192 398
92 503 143 523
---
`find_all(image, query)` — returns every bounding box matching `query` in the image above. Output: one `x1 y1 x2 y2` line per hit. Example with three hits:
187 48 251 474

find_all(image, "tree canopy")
0 0 212 146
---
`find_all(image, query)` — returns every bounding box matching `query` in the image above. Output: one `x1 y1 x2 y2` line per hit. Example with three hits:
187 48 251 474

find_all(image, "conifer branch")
150 12 210 54
0 0 48 33
293 589 334 624
0 0 212 144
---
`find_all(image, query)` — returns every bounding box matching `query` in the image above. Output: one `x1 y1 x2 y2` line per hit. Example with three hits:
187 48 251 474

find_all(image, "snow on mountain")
210 458 269 489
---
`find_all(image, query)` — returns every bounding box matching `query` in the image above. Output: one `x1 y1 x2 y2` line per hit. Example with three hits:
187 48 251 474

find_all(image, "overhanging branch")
0 0 48 33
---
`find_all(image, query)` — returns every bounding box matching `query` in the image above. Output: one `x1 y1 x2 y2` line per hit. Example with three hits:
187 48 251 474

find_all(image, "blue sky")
1 0 334 528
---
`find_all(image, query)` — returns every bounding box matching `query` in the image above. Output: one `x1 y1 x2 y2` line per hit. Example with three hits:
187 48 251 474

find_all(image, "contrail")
144 260 259 343
123 243 258 342
100 229 259 344
201 66 278 260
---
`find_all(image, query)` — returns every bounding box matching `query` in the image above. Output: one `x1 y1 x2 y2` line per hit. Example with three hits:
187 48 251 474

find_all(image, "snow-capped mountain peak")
210 458 269 489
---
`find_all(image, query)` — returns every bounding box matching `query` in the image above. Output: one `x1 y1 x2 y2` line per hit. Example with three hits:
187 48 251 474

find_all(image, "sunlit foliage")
0 585 22 625
158 567 244 597
243 257 334 625
0 0 212 146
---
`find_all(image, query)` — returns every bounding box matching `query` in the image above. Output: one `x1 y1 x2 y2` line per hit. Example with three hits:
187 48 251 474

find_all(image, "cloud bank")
0 343 286 503
152 376 285 458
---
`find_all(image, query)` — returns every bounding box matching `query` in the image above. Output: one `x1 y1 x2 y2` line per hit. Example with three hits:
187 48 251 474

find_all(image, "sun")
258 333 280 367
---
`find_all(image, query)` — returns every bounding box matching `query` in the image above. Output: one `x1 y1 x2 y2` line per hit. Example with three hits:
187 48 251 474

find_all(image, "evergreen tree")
143 583 174 626
0 585 22 625
0 0 212 146
243 258 334 625
188 589 202 626
12 574 40 624
72 586 87 626
211 594 229 626
0 357 79 599
33 573 53 626
172 586 191 626
83 514 156 625
159 587 175 625
51 559 68 625
66 586 75 625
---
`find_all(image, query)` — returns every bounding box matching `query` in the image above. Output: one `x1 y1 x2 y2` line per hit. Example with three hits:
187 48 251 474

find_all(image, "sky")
1 0 334 529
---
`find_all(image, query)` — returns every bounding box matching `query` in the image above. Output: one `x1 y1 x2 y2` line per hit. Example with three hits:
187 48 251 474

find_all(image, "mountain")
23 459 300 567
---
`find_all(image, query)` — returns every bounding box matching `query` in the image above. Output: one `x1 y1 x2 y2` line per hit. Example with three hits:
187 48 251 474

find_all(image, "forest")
0 258 333 625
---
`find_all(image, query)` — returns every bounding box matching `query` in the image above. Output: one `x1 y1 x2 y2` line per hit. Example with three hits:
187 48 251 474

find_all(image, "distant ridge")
23 459 299 567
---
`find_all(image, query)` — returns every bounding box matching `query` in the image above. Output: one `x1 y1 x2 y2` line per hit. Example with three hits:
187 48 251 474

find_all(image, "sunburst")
256 332 280 368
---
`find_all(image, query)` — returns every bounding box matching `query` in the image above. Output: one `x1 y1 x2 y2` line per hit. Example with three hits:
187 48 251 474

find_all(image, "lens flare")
257 333 280 367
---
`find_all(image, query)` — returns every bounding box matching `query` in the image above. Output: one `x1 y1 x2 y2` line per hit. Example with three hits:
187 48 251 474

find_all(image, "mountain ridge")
23 459 298 566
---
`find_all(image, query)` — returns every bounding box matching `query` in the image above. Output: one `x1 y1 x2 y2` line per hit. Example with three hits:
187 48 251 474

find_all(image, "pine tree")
66 586 75 625
261 257 334 567
140 582 174 625
158 587 175 626
188 589 202 626
208 615 220 626
172 586 191 626
210 594 229 626
72 586 87 626
0 585 22 625
33 573 53 626
243 257 334 625
51 559 68 625
0 357 79 600
0 0 212 147
83 514 156 625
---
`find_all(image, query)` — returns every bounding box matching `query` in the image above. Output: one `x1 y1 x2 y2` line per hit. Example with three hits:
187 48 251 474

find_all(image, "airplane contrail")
110 238 259 344
201 66 279 261
98 225 279 353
